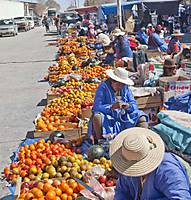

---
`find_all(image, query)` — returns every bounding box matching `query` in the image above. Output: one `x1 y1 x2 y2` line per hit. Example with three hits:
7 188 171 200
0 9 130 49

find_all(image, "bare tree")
84 0 115 6
45 0 61 11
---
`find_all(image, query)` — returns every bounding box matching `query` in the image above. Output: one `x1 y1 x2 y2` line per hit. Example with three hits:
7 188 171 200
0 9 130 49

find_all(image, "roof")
100 1 141 15
18 0 38 3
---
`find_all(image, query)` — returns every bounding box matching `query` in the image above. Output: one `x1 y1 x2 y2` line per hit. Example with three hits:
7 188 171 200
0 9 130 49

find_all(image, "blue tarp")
100 1 141 15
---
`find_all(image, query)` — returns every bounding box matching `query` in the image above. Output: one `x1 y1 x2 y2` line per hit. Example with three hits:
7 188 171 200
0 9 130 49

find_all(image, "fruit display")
18 179 85 200
3 138 112 183
3 139 73 183
98 175 116 188
35 115 79 132
42 90 94 117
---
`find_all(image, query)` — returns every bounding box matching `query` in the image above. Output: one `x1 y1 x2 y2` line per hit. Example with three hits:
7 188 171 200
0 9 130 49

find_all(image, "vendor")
110 127 191 200
162 58 177 77
148 25 168 52
96 29 111 48
167 30 184 55
136 27 148 45
113 29 133 59
88 67 148 144
87 24 95 39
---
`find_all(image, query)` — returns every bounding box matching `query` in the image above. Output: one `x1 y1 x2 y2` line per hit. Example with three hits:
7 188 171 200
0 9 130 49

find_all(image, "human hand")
121 103 129 109
111 102 121 109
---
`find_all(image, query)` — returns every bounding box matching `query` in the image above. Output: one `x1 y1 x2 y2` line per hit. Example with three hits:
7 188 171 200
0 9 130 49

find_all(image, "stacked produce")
3 33 117 199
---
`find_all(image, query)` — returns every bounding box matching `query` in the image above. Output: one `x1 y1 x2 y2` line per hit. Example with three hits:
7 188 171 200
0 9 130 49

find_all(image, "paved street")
0 27 58 198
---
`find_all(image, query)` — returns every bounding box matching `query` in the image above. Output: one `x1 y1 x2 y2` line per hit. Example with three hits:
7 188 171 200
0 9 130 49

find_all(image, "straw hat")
109 127 165 176
163 58 176 68
112 28 125 36
172 29 184 36
106 67 134 86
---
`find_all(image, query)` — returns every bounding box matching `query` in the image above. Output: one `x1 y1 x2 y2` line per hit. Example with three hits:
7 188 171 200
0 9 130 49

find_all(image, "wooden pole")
117 0 123 29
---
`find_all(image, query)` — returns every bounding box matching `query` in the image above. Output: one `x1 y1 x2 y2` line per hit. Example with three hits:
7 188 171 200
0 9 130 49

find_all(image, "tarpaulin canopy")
100 1 141 15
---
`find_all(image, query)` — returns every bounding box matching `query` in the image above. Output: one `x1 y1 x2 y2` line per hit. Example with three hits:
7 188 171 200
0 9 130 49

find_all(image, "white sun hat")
106 67 134 85
112 28 126 37
109 127 165 177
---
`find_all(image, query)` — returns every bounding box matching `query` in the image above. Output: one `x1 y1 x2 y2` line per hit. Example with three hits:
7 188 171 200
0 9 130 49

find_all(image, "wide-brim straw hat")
112 28 125 36
109 127 165 177
172 29 184 36
106 67 134 86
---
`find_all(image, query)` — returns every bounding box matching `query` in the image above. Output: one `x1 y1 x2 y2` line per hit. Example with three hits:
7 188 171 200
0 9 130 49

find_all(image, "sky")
56 0 85 11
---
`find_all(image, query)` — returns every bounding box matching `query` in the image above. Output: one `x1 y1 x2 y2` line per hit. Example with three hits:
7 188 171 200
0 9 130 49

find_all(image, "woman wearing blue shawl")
88 67 147 143
110 128 191 200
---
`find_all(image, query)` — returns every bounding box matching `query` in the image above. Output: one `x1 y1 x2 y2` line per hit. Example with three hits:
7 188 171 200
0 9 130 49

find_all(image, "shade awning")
100 1 141 15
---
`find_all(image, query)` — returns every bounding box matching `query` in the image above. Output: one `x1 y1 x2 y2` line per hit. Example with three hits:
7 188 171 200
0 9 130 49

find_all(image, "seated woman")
162 58 177 77
88 67 148 144
148 25 168 52
110 127 191 200
167 30 184 55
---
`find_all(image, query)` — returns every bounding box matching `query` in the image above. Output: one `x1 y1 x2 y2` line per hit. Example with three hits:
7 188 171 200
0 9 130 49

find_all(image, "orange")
37 182 44 190
38 197 45 200
43 183 52 193
69 182 78 190
60 183 69 192
66 188 73 196
55 197 61 200
45 190 56 200
60 194 68 200
25 192 34 200
34 189 43 198
67 196 72 200
55 188 62 196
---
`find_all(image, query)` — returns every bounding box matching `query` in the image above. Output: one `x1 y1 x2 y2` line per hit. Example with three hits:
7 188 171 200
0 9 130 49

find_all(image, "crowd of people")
43 10 191 199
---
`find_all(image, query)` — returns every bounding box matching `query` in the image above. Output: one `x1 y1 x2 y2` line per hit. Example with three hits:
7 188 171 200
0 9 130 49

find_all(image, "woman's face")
163 66 176 76
110 79 124 92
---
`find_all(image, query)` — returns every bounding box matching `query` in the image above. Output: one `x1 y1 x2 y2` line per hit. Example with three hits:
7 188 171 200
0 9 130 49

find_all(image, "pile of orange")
18 179 85 200
4 139 73 183
82 82 99 91
41 90 94 117
36 115 79 132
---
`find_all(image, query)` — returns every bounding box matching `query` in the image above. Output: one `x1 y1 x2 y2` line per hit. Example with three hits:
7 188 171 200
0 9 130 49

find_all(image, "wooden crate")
47 93 61 104
34 127 82 141
81 108 92 119
135 94 162 109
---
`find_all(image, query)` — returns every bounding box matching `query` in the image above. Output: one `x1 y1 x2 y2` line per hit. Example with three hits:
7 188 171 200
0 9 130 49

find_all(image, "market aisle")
0 27 57 198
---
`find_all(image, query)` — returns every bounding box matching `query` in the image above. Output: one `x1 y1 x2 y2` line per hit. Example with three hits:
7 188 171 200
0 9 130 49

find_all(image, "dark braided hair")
165 146 191 166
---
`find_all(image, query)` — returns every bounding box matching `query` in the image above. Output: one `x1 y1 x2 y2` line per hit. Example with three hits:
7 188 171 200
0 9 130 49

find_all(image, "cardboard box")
135 94 162 109
159 76 191 102
34 127 82 141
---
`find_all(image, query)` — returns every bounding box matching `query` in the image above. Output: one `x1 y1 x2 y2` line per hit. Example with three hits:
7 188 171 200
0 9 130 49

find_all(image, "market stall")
2 22 191 199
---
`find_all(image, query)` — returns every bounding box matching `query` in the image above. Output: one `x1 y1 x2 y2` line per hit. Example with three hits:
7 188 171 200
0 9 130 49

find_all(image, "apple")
21 182 29 190
106 180 114 187
98 175 107 184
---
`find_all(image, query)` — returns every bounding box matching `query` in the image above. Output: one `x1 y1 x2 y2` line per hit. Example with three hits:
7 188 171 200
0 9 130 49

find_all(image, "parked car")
33 16 41 26
26 16 35 29
0 19 18 37
14 16 29 31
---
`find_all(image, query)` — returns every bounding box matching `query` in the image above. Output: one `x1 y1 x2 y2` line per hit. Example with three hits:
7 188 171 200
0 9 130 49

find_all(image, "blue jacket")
115 153 191 200
136 31 148 45
88 80 146 137
148 33 168 52
115 36 133 58
167 38 182 54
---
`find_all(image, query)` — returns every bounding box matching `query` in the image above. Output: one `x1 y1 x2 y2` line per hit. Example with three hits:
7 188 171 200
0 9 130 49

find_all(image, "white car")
0 19 18 37
26 16 35 29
